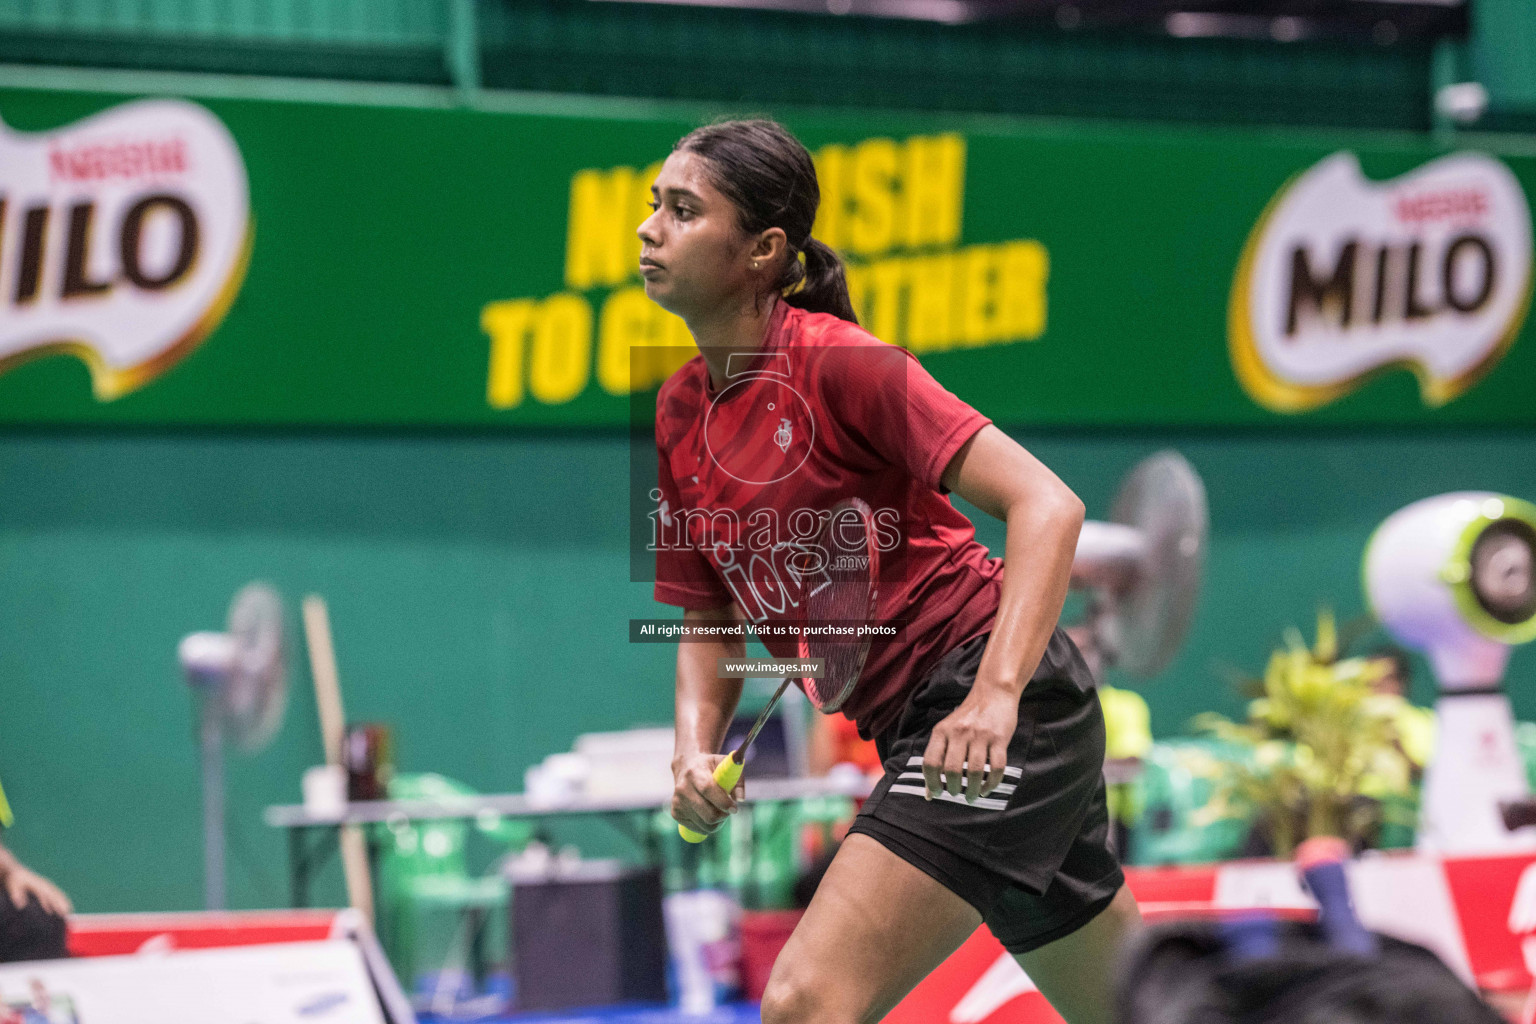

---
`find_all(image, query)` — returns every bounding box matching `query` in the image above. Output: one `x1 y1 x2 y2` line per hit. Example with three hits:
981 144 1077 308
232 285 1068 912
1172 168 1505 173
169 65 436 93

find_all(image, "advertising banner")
0 84 1532 427
0 939 387 1023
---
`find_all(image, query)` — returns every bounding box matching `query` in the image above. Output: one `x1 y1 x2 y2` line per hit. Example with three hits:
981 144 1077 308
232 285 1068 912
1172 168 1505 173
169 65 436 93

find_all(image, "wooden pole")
302 595 375 924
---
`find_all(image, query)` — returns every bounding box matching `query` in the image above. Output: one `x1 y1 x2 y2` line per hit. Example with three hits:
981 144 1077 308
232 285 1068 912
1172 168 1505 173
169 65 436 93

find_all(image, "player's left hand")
922 687 1018 803
3 864 72 917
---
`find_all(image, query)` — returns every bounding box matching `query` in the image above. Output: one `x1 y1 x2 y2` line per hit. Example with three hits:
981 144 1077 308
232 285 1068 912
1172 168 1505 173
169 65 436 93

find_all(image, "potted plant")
1193 610 1421 857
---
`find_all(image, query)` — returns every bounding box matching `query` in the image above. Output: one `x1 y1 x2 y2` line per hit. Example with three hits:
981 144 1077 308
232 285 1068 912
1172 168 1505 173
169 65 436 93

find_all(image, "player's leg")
976 631 1140 1024
1015 884 1142 1024
759 832 983 1024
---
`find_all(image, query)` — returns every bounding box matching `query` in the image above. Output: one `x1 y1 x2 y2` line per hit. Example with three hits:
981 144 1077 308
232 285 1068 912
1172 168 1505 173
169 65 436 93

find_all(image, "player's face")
638 151 757 318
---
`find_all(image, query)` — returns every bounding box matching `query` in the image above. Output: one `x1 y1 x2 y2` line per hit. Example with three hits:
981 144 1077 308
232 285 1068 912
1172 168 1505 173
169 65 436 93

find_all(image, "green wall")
0 0 1441 131
2 426 1534 912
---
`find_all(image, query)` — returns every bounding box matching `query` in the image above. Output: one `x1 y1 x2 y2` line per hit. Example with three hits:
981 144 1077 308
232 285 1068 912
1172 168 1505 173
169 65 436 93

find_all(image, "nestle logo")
47 137 188 183
1392 187 1489 225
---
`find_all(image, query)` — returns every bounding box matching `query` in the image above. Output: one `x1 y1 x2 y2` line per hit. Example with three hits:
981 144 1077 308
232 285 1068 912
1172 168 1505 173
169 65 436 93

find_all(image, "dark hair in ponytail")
675 119 858 325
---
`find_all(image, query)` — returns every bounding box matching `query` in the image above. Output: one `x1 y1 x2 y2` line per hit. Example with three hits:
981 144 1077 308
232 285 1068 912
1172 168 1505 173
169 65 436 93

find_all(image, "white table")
264 775 874 907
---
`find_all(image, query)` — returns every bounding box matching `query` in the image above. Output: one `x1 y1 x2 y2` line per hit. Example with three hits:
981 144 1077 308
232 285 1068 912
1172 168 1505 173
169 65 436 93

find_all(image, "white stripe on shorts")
904 755 1021 779
887 785 1008 811
895 771 1015 796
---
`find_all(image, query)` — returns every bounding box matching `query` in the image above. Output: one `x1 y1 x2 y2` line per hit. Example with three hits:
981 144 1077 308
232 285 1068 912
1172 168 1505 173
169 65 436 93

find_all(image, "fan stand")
180 582 287 913
200 693 227 911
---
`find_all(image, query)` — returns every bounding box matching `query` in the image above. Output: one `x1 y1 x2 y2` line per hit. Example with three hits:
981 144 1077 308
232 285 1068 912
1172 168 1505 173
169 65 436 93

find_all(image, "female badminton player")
644 119 1141 1024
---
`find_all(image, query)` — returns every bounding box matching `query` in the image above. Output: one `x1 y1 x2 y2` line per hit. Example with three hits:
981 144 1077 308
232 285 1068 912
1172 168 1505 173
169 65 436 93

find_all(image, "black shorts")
847 628 1125 956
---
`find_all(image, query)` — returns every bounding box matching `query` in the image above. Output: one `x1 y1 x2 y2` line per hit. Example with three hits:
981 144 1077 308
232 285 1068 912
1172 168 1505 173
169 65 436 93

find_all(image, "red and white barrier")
66 909 346 958
48 909 414 1024
885 851 1536 1024
52 850 1536 1024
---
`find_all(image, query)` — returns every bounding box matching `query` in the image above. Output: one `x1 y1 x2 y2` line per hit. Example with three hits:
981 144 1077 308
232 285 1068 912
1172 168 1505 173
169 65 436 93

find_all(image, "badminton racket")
679 497 880 842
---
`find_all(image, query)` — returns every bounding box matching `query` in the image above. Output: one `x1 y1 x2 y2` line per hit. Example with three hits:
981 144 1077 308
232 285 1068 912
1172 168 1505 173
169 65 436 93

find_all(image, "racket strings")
800 509 878 711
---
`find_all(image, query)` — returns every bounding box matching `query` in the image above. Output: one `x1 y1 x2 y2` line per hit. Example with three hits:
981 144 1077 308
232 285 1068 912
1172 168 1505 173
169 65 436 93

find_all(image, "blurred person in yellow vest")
1101 685 1154 762
0 776 72 962
1099 683 1153 854
1061 624 1155 854
1365 645 1435 774
1354 646 1435 849
1057 624 1153 760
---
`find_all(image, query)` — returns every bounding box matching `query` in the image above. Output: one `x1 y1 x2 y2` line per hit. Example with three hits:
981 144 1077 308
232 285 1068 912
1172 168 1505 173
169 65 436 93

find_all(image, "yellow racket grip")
678 755 745 844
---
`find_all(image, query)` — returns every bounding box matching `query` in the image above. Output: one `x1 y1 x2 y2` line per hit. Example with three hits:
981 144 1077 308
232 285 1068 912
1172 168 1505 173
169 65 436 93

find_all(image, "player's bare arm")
670 602 748 836
923 425 1087 803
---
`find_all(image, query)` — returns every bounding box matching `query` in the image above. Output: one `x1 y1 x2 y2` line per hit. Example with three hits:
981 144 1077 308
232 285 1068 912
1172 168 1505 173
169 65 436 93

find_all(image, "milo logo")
1229 151 1532 412
0 99 251 399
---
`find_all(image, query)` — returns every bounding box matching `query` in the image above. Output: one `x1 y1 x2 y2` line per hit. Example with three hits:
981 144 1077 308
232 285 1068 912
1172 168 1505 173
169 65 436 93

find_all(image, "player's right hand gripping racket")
678 497 880 843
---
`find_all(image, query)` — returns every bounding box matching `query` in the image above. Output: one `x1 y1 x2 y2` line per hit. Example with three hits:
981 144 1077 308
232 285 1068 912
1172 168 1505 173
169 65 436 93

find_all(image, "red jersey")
652 301 1003 738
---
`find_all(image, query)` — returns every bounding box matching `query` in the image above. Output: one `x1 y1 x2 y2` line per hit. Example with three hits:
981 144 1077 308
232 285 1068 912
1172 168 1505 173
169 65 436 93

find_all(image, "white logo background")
0 98 251 398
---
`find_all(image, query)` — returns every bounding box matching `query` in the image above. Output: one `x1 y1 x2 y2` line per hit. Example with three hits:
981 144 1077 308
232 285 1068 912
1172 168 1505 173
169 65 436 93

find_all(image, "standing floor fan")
179 583 287 910
1070 450 1208 680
